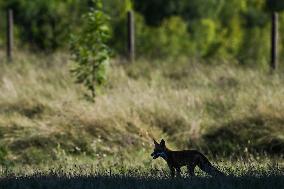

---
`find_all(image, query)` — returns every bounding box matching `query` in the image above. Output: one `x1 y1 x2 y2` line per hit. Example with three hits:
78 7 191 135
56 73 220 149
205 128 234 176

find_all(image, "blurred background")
0 0 283 66
0 0 283 170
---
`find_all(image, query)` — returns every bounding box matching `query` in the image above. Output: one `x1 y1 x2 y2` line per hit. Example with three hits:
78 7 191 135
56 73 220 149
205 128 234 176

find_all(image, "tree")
70 0 111 100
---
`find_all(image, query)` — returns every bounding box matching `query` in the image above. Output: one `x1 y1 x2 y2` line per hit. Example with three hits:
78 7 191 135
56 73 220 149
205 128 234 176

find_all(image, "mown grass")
0 52 283 188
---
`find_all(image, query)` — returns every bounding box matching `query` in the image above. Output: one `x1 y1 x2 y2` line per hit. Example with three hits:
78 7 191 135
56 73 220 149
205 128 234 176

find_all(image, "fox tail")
198 156 226 177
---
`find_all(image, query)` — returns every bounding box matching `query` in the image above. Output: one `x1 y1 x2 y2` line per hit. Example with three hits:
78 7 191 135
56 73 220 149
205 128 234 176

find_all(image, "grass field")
0 53 283 188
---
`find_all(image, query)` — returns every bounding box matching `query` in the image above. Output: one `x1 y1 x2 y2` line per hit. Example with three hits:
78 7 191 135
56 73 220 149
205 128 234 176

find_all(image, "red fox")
151 139 225 178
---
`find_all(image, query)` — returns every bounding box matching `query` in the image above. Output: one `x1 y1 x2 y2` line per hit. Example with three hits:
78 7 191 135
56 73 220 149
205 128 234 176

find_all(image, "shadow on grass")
199 116 284 156
0 174 283 189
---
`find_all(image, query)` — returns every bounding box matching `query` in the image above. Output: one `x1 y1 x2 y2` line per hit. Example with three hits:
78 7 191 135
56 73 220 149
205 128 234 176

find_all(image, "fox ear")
153 138 159 146
160 139 165 147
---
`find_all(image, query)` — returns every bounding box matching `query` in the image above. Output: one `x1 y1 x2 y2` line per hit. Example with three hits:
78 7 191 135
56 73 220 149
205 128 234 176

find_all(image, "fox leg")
197 158 212 175
175 167 181 177
169 166 175 178
187 164 196 177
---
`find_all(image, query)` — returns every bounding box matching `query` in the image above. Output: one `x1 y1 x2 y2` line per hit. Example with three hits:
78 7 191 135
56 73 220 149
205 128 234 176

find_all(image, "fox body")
151 139 225 177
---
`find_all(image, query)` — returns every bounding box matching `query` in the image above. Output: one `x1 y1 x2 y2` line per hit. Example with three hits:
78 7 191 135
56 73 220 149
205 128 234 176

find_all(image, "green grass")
0 53 283 188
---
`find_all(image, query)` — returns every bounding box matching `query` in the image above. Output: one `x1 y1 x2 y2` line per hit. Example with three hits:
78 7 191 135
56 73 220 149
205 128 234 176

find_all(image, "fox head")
151 139 168 159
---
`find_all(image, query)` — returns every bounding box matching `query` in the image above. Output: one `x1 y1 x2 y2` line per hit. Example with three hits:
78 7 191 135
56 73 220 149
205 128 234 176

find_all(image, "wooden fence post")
7 9 13 62
127 11 135 63
271 12 278 71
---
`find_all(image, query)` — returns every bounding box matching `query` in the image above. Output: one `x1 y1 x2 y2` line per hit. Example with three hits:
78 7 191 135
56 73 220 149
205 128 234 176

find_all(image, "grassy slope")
0 53 283 171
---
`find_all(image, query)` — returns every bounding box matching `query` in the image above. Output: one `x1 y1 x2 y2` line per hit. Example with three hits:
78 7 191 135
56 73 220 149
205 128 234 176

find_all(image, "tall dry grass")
0 53 283 166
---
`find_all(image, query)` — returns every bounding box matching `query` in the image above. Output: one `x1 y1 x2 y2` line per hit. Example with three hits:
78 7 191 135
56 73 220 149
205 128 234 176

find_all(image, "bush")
134 15 192 58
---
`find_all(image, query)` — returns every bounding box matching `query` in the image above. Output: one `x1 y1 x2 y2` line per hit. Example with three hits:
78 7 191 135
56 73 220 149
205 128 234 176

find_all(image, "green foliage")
70 0 111 99
2 0 89 51
104 0 133 19
157 17 192 57
136 16 192 58
131 0 277 63
105 0 133 56
133 0 181 26
1 0 284 64
110 13 193 58
266 0 284 12
237 26 270 66
191 18 217 57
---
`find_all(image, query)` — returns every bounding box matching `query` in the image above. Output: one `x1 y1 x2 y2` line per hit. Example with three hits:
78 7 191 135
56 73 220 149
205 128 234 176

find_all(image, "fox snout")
151 152 158 159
